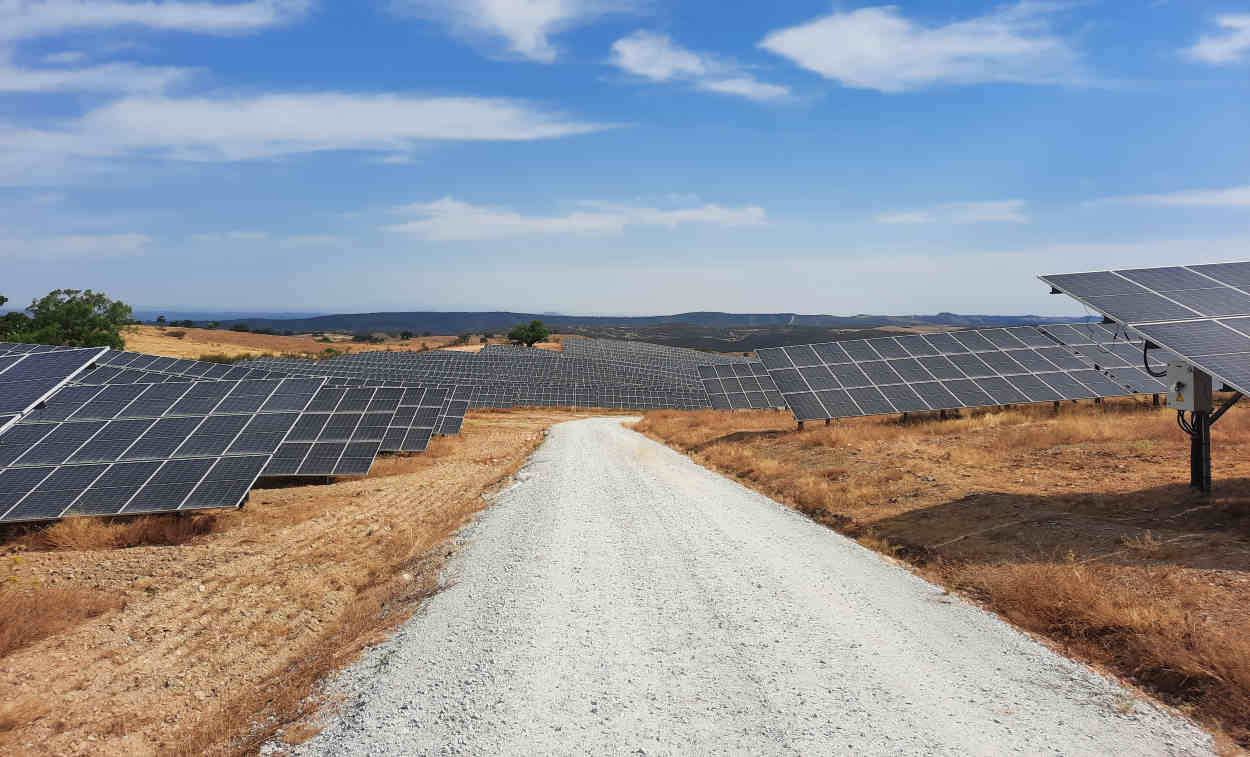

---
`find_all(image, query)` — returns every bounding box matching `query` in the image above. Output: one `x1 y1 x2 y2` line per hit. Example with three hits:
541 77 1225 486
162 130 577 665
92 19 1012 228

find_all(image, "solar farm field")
635 400 1250 749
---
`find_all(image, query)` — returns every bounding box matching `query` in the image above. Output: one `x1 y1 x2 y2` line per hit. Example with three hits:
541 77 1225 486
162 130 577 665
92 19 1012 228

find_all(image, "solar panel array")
237 337 722 411
697 363 786 410
756 325 1166 422
1041 262 1250 395
0 376 325 522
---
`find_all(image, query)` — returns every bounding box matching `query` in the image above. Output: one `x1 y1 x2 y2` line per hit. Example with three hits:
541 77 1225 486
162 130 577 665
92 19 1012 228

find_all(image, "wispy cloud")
610 30 790 101
0 92 609 174
281 233 340 247
759 3 1083 92
0 231 152 260
0 53 189 93
1083 185 1250 209
384 197 766 240
390 0 639 63
876 200 1029 225
1184 15 1250 65
191 230 268 242
0 0 311 42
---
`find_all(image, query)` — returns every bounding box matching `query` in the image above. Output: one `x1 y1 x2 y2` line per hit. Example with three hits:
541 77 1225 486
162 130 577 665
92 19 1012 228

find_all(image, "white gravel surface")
276 417 1214 756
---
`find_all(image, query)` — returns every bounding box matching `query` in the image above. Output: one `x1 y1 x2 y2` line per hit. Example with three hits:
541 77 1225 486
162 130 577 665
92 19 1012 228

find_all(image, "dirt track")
284 417 1214 756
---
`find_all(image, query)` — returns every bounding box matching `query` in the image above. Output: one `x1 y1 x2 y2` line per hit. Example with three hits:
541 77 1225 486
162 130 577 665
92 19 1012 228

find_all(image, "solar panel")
0 376 325 522
0 347 106 416
698 363 785 410
758 326 1160 422
263 386 395 476
1040 262 1250 394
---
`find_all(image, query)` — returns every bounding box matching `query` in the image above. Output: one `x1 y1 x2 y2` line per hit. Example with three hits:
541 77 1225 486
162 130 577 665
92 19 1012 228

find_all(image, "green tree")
508 320 551 347
4 289 132 348
155 315 167 326
231 323 250 332
400 330 414 340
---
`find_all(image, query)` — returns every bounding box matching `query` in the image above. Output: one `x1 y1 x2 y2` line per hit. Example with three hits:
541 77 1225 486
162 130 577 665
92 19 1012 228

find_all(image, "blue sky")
0 1 1248 317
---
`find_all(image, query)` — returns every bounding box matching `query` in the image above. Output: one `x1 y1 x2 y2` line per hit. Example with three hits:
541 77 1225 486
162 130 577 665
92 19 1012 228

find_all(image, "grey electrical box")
1167 362 1212 412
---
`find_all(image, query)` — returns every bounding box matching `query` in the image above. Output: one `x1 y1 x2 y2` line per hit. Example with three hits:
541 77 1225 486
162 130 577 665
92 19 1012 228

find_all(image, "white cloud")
191 230 268 242
610 30 708 80
391 0 638 63
0 53 188 92
42 50 88 64
877 200 1029 225
0 92 609 171
759 3 1081 92
281 233 340 246
384 197 766 240
697 77 789 101
0 0 310 42
1185 15 1250 65
0 231 152 260
610 30 790 101
1084 185 1250 209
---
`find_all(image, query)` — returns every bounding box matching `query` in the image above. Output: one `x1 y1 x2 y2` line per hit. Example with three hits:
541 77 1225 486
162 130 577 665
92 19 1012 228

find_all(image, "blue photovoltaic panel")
757 325 1159 423
0 347 106 416
1041 262 1250 395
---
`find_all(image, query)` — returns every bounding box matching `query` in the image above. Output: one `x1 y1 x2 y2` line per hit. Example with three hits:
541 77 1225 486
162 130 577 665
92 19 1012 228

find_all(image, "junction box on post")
1168 362 1212 412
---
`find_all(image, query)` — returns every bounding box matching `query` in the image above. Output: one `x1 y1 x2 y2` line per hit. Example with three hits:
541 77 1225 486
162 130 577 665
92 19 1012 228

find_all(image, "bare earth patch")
0 408 608 756
635 399 1250 752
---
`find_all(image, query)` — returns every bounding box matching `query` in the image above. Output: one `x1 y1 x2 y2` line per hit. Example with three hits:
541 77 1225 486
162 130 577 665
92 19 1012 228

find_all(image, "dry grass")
0 579 124 658
8 514 223 551
636 398 1250 748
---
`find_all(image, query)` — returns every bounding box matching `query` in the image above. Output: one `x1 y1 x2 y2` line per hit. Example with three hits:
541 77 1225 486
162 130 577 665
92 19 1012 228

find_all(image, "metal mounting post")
1152 393 1160 407
825 418 831 426
1190 410 1211 494
797 420 805 432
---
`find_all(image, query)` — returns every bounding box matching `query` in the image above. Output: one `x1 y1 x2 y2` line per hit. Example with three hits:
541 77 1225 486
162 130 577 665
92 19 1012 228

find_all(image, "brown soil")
0 408 608 756
635 399 1250 752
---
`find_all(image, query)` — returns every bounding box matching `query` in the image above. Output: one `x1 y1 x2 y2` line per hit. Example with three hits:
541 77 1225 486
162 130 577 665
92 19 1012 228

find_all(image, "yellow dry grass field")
122 325 572 360
635 400 1250 751
121 325 468 360
0 408 609 757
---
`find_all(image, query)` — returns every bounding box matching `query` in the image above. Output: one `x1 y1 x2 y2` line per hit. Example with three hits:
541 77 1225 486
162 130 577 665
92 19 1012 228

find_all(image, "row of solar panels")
0 346 475 523
740 324 1168 422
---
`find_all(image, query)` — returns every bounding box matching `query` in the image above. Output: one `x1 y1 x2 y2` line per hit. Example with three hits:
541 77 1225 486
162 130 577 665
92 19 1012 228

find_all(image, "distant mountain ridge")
199 310 1096 334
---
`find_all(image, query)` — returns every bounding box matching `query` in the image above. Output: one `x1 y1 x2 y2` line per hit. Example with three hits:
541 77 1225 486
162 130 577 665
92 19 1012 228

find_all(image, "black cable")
1144 341 1168 378
1177 410 1195 437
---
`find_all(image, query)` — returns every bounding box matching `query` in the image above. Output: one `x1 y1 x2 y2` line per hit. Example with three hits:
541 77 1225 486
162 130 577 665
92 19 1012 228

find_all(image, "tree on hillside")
1 289 132 348
155 315 166 326
508 320 551 347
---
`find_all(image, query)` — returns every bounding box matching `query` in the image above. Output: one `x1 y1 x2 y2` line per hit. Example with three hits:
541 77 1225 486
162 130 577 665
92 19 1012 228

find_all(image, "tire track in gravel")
275 417 1215 756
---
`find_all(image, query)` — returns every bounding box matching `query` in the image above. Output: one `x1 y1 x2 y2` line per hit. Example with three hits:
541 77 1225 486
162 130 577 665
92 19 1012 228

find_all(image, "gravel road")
279 417 1213 756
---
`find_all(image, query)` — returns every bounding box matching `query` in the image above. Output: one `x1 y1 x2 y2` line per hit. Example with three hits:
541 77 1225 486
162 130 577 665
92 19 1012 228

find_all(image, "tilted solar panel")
697 363 786 410
263 386 396 476
0 347 107 417
0 376 325 522
1040 263 1250 395
758 326 1162 422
